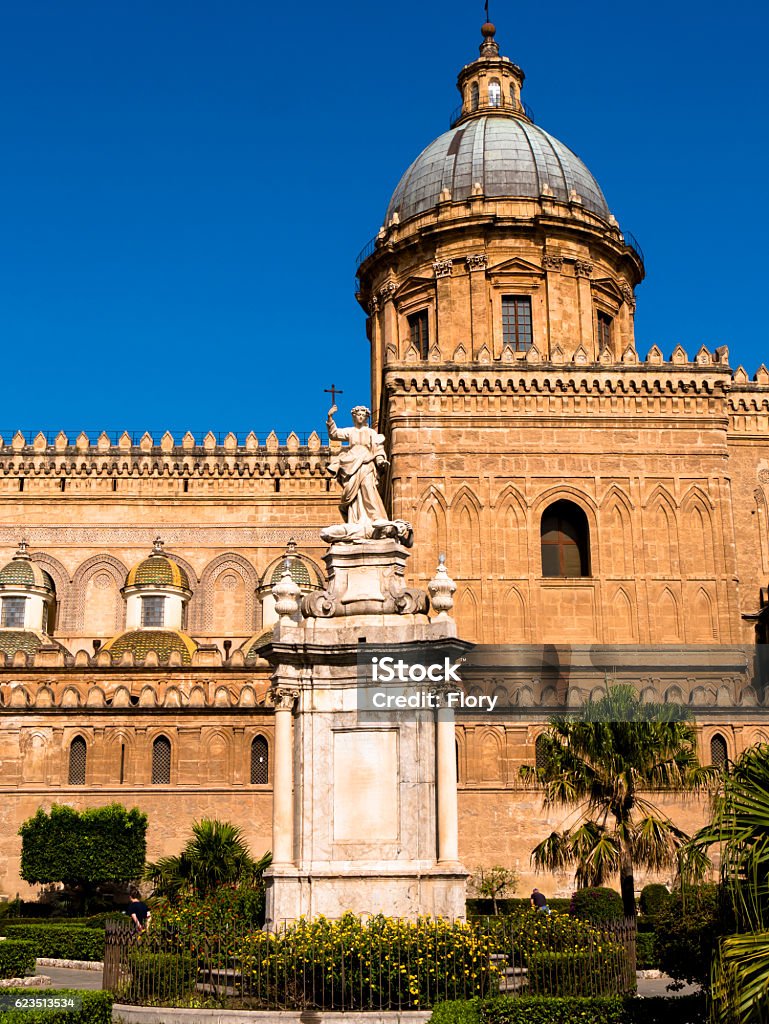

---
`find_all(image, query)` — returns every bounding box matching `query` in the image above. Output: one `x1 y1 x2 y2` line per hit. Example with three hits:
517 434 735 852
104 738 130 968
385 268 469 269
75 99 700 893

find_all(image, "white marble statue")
321 404 412 545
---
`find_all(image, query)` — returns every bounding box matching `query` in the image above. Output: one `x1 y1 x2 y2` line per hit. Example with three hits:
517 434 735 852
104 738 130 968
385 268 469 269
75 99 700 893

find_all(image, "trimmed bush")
570 888 624 923
122 950 196 1004
635 930 658 970
639 884 671 920
0 989 113 1023
0 939 36 979
429 994 707 1024
4 924 104 961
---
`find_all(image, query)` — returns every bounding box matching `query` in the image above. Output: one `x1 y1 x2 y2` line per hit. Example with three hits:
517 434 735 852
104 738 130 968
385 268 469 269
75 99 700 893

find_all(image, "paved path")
635 974 700 997
36 965 103 991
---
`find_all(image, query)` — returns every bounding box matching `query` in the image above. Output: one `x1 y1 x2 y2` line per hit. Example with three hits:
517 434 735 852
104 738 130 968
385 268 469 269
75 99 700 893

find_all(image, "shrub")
4 925 105 961
431 998 481 1024
0 939 36 979
634 931 657 970
122 951 196 1004
480 995 625 1024
475 994 707 1024
150 883 264 941
0 989 113 1023
639 884 671 920
570 888 624 922
654 885 725 988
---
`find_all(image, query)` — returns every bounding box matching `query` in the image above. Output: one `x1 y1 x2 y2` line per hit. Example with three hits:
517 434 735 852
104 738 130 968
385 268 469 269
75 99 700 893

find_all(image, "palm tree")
686 743 769 1023
521 685 715 919
145 819 271 899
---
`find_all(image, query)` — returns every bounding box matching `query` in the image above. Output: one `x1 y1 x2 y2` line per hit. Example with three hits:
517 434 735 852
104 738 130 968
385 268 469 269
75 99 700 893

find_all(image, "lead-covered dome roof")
385 114 610 224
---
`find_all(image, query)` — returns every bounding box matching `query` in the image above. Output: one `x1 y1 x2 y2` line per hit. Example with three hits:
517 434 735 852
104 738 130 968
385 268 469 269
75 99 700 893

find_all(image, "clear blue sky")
1 0 767 438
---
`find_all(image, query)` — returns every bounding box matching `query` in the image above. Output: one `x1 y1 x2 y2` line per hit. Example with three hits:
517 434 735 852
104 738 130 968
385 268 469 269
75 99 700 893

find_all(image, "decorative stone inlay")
0 527 321 545
433 259 453 279
93 572 113 589
219 573 238 591
465 253 487 272
574 260 593 278
542 255 563 271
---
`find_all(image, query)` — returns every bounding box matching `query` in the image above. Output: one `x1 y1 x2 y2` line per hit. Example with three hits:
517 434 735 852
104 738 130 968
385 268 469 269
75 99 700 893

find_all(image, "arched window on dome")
68 736 87 785
488 79 501 107
470 82 479 111
152 736 171 785
510 84 517 108
540 500 591 578
251 735 269 785
710 733 728 770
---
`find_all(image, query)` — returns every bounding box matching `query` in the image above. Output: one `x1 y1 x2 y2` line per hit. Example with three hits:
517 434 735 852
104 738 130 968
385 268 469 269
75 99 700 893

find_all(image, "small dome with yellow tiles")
101 628 198 665
0 541 55 596
124 538 191 593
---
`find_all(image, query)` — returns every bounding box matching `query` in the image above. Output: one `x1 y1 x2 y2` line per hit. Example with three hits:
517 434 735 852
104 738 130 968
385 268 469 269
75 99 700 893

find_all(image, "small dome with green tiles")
0 630 66 659
239 627 275 665
259 542 325 594
101 629 197 665
124 538 190 593
0 542 55 595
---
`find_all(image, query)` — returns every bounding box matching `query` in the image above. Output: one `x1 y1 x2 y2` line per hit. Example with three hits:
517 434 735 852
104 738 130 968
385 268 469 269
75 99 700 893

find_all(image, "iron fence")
104 914 636 1011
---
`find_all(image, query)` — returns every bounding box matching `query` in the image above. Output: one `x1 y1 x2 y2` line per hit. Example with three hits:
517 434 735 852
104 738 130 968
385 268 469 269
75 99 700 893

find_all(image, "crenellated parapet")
0 430 337 490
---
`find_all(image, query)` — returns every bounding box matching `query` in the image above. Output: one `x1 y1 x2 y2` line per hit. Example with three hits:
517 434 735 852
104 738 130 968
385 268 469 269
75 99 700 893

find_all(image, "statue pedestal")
264 540 468 923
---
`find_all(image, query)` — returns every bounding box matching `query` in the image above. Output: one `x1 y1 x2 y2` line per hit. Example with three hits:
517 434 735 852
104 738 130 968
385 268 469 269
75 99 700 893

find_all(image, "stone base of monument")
265 864 467 924
263 537 469 923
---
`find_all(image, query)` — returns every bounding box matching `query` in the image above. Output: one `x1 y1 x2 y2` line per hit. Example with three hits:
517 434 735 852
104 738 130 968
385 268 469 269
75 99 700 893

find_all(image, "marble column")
436 702 459 863
272 688 297 866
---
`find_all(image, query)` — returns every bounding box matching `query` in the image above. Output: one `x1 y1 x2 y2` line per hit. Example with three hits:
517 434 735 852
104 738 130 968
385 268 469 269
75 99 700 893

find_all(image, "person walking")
126 887 151 934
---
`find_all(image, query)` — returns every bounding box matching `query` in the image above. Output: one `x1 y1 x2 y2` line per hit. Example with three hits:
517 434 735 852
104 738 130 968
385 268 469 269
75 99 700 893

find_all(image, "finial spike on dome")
480 17 499 56
152 536 165 554
16 538 30 559
286 538 298 554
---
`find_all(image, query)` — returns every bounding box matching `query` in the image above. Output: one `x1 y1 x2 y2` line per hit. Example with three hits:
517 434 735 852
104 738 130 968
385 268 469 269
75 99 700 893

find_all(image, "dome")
258 544 325 594
125 540 190 592
101 629 197 665
0 544 55 595
239 627 274 665
0 630 66 659
385 114 610 224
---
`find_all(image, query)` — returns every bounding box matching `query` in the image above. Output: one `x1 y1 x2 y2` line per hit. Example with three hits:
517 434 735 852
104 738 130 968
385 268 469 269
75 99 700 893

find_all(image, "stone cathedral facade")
2 23 768 900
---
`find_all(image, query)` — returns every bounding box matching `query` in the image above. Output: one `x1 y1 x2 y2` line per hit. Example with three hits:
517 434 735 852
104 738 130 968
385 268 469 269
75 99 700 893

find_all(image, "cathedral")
1 22 768 902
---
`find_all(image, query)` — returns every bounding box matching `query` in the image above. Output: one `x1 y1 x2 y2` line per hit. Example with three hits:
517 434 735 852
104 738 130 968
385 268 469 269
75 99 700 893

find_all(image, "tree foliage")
468 866 519 915
19 804 147 911
685 742 769 1023
144 818 270 900
521 685 715 918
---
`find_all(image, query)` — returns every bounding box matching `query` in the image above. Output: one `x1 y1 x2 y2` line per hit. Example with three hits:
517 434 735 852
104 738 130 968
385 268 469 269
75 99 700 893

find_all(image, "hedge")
639 884 671 920
0 990 113 1024
0 939 36 979
3 925 105 961
466 898 572 917
526 950 630 998
0 915 114 936
431 994 707 1024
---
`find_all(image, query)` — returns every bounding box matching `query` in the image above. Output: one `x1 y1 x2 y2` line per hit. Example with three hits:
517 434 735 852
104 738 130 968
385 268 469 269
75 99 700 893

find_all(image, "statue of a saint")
321 404 412 545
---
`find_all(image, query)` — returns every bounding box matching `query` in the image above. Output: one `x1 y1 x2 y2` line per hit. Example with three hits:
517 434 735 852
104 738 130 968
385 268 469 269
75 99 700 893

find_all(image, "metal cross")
485 0 489 20
324 384 344 405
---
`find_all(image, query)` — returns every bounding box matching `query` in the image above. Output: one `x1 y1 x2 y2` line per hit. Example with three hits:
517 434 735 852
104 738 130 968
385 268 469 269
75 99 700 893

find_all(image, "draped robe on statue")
326 420 389 533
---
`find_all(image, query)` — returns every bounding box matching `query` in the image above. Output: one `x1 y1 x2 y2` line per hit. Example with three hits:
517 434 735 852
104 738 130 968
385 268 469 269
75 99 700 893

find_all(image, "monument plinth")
263 403 468 923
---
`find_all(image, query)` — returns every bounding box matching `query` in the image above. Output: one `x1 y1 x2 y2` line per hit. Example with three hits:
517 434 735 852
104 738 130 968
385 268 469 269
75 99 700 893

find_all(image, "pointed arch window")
710 733 728 769
251 735 269 785
152 736 171 784
68 736 87 785
541 500 591 578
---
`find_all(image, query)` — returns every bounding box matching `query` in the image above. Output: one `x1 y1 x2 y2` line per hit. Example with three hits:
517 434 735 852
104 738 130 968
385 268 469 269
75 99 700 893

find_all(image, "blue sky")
1 0 767 438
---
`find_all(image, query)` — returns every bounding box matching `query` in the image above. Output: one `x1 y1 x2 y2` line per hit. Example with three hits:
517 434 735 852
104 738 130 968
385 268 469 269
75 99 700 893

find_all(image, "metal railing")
622 230 645 267
104 914 636 1010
